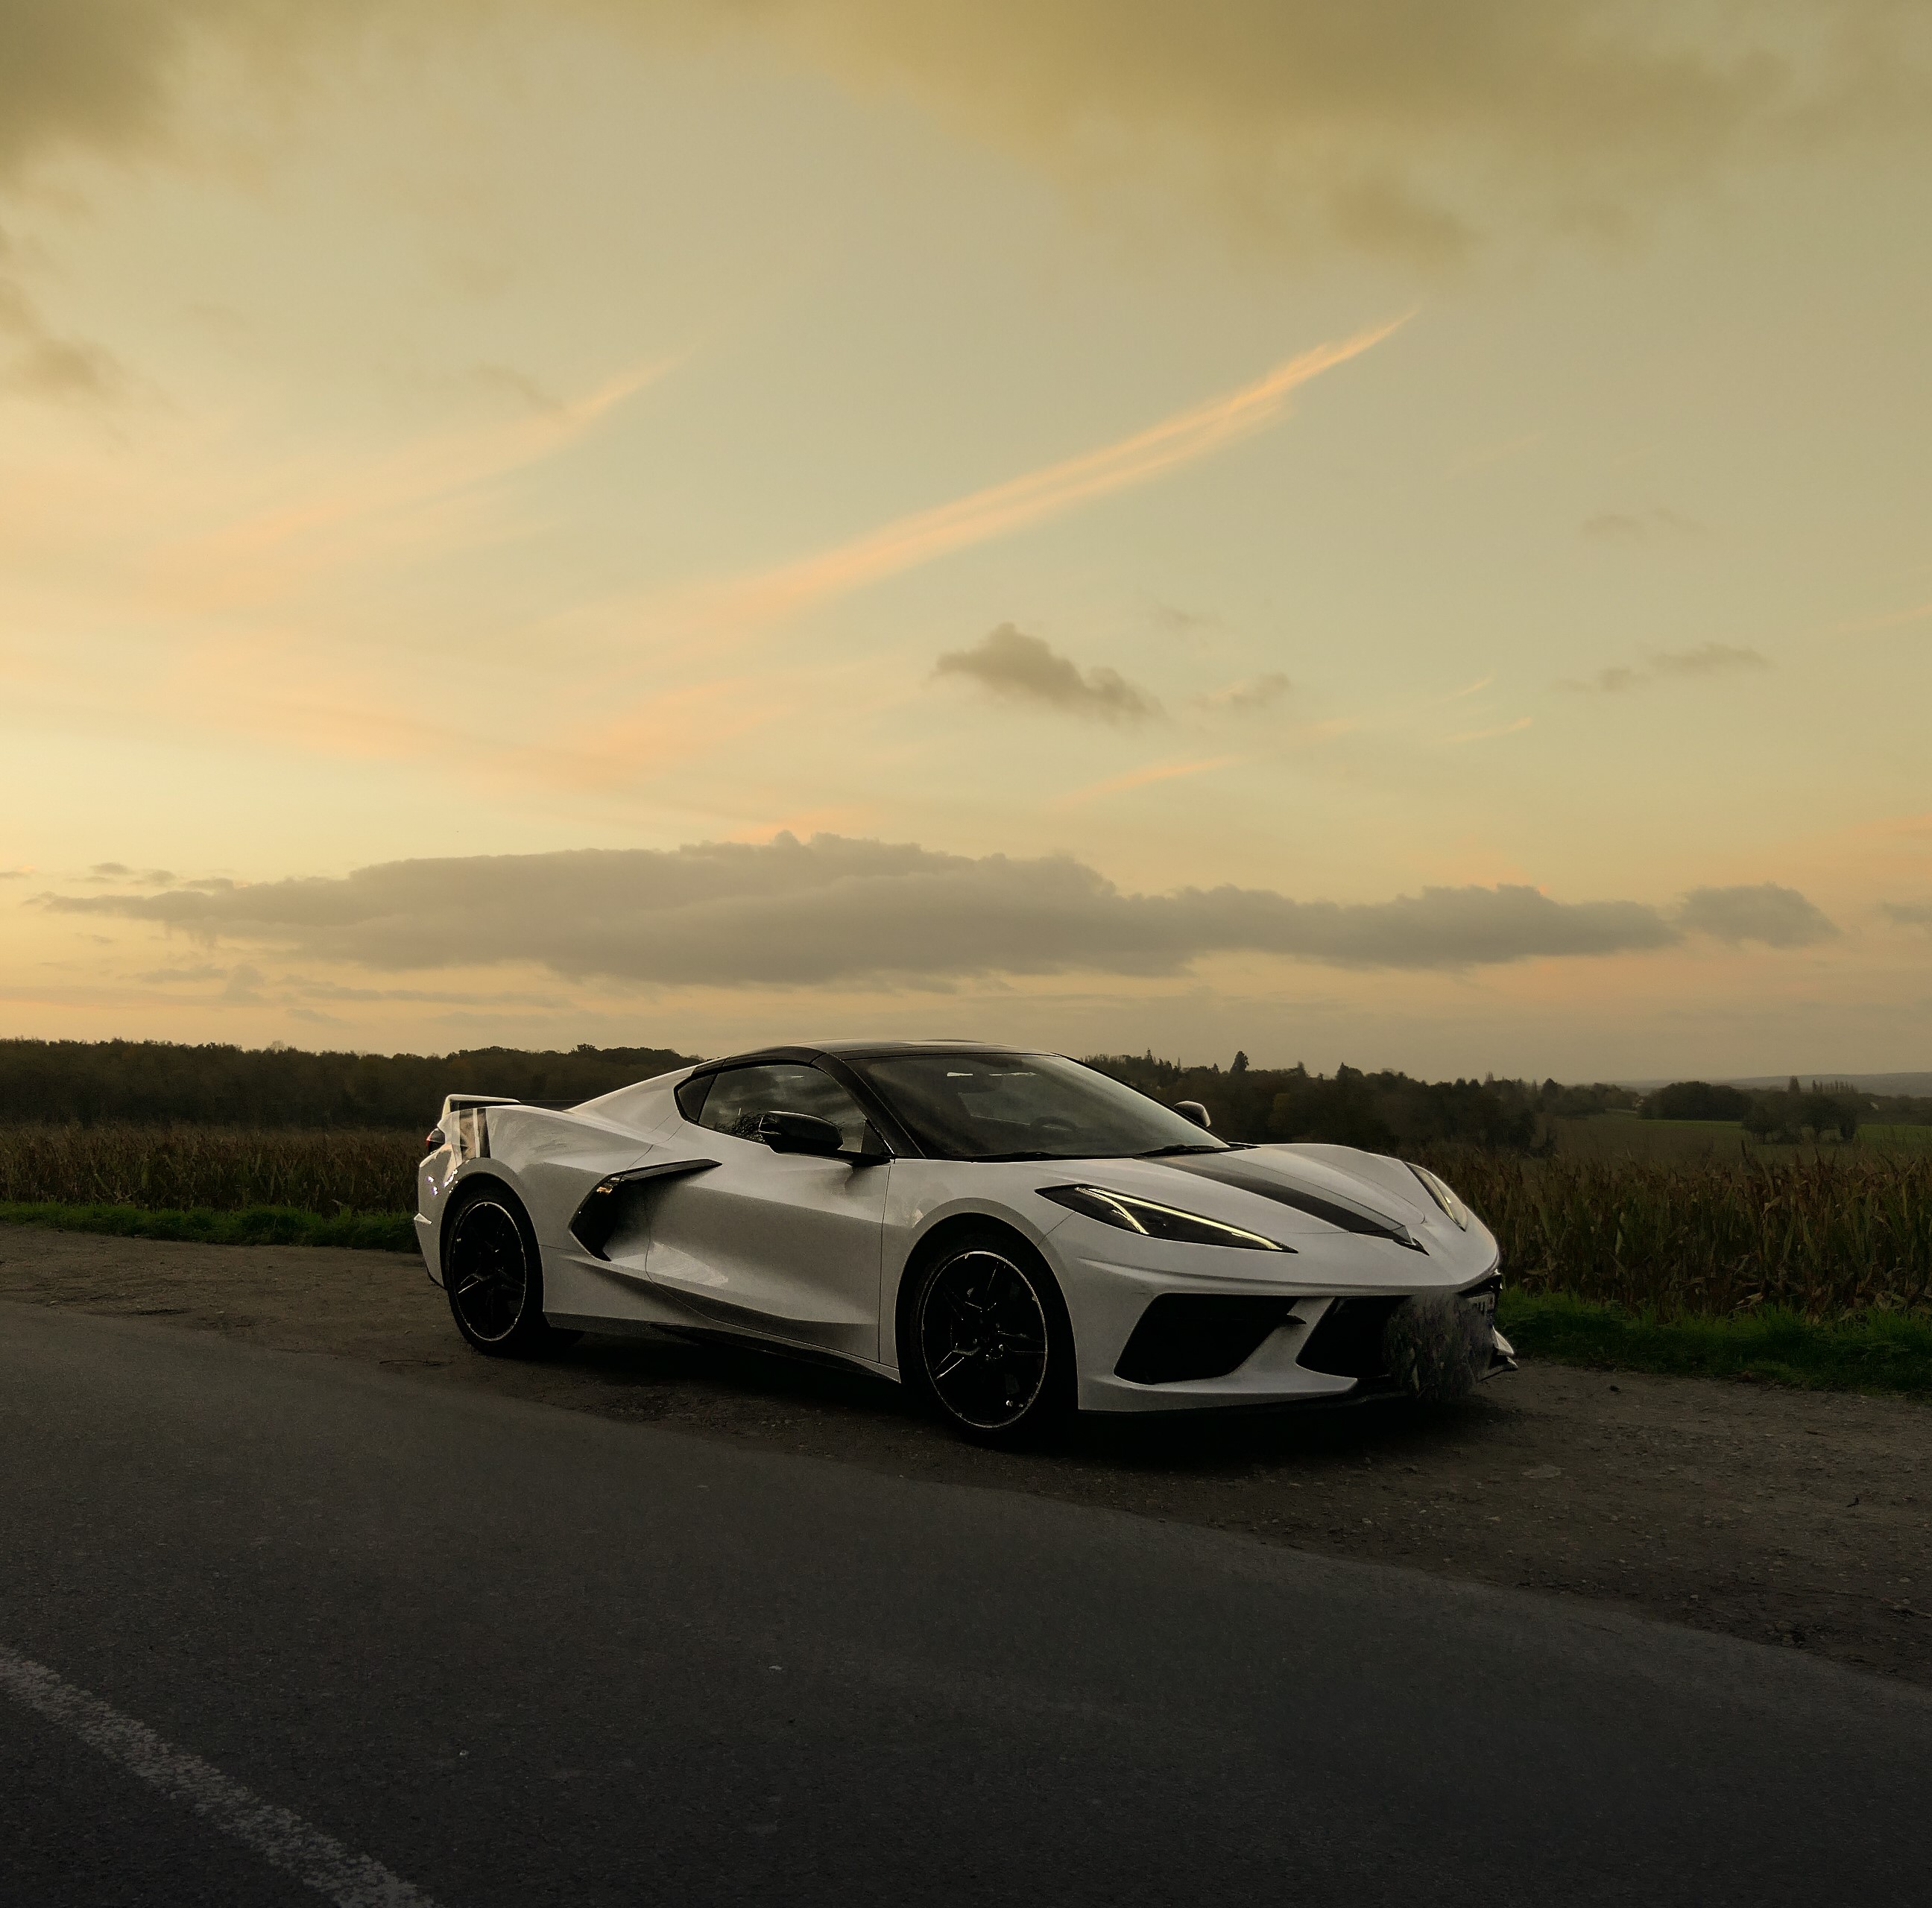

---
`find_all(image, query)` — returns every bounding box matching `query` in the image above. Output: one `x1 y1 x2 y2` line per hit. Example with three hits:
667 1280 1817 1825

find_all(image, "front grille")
1296 1295 1407 1380
1298 1278 1504 1381
1114 1295 1295 1385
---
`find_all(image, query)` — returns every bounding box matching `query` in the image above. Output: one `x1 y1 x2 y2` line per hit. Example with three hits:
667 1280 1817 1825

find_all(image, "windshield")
848 1052 1228 1162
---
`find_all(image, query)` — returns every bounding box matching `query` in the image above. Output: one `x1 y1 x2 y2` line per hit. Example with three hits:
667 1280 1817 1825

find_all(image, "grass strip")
1499 1289 1932 1399
4 1201 1928 1397
0 1201 417 1253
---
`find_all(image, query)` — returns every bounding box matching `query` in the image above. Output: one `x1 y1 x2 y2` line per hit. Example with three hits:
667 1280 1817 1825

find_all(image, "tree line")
3 1037 1925 1150
1640 1076 1932 1143
0 1039 695 1129
1080 1052 1636 1152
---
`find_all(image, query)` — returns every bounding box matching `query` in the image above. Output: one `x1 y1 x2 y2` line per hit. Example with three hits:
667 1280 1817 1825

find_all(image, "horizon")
3 7 1928 1078
4 1030 1928 1099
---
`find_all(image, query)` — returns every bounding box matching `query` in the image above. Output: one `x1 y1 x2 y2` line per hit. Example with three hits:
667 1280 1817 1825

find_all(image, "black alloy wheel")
913 1241 1068 1441
443 1188 572 1357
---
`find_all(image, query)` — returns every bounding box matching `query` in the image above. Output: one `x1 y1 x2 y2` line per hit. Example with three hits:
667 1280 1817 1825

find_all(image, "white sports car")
417 1041 1515 1441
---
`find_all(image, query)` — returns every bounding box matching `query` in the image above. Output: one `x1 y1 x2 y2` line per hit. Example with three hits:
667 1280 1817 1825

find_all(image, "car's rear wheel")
443 1183 575 1359
906 1227 1073 1445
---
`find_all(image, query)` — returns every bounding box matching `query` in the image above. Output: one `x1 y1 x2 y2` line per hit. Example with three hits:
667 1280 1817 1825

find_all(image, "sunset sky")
3 2 1929 1078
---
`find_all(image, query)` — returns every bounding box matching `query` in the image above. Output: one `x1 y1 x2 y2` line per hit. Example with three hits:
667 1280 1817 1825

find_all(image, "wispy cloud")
0 266 124 405
86 862 177 886
1652 642 1770 677
154 357 675 613
1445 432 1540 478
1834 597 1932 638
1151 601 1222 639
1559 642 1769 694
1058 756 1241 806
1580 507 1705 544
1562 666 1646 695
1196 672 1291 713
695 320 1405 634
935 625 1160 723
1448 716 1533 744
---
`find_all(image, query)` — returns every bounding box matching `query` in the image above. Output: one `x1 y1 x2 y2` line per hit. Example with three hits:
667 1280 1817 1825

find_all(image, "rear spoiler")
435 1094 579 1162
435 1095 525 1162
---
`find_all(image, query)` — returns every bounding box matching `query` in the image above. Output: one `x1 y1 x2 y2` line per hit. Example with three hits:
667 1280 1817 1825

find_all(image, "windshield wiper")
1137 1143 1225 1157
967 1150 1067 1163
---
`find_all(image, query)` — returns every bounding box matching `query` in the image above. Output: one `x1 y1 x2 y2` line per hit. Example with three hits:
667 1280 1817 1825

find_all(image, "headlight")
1407 1163 1471 1230
1039 1184 1292 1252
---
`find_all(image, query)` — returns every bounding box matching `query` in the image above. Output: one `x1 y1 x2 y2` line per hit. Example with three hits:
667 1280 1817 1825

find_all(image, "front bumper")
1057 1242 1512 1414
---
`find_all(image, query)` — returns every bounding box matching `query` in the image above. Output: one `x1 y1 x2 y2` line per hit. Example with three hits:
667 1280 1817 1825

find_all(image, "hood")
1032 1142 1497 1282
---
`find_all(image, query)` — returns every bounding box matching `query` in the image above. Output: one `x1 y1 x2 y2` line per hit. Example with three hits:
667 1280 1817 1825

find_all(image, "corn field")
1441 1151 1932 1321
5 1125 1930 1323
0 1125 418 1216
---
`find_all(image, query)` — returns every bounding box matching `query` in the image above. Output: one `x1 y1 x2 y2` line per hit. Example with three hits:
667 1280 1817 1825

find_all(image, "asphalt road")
4 1304 1928 1907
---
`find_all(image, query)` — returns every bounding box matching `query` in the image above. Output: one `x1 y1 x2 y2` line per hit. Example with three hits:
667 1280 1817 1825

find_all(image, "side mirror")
1174 1100 1212 1131
754 1111 846 1157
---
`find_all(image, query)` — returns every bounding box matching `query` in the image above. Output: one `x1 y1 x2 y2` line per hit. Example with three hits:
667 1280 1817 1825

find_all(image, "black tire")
441 1182 575 1359
902 1225 1075 1445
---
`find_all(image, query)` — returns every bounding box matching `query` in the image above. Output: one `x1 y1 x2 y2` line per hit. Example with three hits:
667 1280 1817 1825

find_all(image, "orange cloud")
1447 716 1532 744
689 318 1406 637
149 358 675 616
1057 754 1241 806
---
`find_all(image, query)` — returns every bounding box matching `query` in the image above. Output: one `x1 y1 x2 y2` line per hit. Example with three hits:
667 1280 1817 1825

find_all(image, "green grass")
1551 1113 1932 1163
1499 1289 1932 1399
0 1201 417 1252
1859 1123 1932 1150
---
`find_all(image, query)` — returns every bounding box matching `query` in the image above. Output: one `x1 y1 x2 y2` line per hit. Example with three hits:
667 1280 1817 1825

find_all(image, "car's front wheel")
442 1183 574 1359
905 1228 1073 1444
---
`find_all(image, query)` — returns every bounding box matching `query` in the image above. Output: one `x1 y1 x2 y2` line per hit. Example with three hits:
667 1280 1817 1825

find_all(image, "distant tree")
1799 1089 1860 1142
1644 1081 1751 1122
1740 1084 1860 1143
1231 1050 1249 1075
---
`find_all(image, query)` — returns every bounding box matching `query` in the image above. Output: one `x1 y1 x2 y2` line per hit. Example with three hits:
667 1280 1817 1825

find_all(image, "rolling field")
1551 1113 1932 1163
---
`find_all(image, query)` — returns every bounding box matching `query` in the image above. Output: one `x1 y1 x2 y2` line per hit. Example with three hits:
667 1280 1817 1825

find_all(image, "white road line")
0 1644 437 1908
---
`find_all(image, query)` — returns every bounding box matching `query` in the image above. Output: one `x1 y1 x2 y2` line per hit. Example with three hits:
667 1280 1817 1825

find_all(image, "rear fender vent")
569 1158 719 1260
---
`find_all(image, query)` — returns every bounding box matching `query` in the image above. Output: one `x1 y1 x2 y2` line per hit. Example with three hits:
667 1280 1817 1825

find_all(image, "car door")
643 1062 890 1362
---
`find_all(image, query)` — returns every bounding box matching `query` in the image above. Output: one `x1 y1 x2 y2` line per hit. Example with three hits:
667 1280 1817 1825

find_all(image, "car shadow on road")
540 1324 1503 1484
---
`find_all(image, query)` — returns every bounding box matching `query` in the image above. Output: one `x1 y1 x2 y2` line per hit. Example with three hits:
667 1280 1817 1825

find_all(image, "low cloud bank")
40 835 1837 987
1676 883 1837 947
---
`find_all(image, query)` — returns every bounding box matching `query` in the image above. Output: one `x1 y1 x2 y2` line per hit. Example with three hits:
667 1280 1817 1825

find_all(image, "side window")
691 1064 872 1152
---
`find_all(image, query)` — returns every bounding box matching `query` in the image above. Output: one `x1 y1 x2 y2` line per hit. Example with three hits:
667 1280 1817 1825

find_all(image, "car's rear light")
424 1128 445 1153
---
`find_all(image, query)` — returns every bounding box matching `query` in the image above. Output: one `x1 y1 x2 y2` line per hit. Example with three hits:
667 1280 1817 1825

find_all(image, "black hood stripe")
1153 1157 1424 1251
